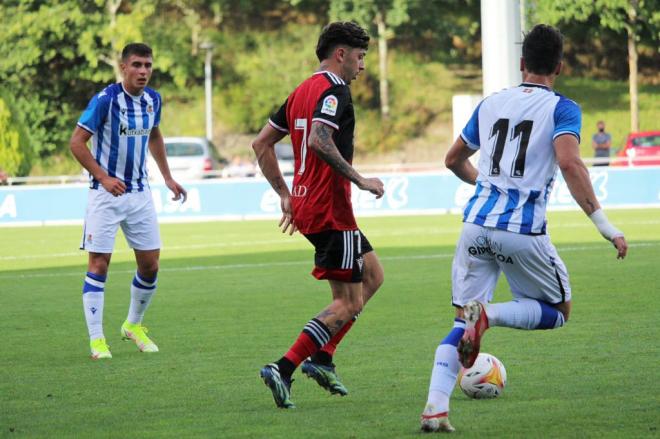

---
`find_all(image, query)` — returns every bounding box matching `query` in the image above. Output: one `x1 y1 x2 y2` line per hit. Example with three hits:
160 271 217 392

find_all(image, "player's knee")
138 261 159 279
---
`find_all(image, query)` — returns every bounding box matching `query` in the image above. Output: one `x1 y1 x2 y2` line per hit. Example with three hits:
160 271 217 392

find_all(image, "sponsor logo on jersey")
292 184 307 197
356 256 364 273
321 95 338 116
119 124 151 136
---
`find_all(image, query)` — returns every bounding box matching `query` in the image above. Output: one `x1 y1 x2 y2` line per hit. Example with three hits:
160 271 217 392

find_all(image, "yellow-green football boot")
121 321 159 352
90 338 112 360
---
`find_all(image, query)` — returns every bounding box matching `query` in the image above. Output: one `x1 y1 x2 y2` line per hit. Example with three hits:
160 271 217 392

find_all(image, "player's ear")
555 61 563 76
519 57 524 73
335 46 346 63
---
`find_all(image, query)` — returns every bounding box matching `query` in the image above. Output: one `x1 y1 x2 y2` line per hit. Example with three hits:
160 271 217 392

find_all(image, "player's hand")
165 178 187 203
612 235 627 259
358 177 385 199
101 176 127 197
279 194 297 235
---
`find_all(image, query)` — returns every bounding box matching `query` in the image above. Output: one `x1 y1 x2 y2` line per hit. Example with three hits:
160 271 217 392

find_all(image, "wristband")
589 209 623 241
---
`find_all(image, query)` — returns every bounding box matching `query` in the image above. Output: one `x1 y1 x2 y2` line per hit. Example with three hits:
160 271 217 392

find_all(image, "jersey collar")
314 70 346 85
520 82 551 90
120 82 145 98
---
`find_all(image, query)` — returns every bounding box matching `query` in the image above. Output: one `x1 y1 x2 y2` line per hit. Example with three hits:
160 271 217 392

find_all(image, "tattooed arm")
308 121 384 198
554 134 627 258
554 134 600 215
252 123 296 234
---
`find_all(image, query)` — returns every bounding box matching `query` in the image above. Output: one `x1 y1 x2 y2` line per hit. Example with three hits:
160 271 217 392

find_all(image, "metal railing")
1 156 658 186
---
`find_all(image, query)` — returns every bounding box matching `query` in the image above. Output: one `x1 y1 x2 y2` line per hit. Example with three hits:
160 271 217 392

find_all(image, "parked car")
148 137 226 181
612 130 660 167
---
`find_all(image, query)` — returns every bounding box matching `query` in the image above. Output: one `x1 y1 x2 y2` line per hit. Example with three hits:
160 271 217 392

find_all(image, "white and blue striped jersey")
460 83 581 235
77 83 162 192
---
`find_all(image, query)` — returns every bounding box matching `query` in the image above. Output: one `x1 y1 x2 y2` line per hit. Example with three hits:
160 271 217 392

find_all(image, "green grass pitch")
1 209 658 438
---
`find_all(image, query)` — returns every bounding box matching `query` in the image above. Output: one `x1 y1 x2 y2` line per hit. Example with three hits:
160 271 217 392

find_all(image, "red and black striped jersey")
269 71 357 234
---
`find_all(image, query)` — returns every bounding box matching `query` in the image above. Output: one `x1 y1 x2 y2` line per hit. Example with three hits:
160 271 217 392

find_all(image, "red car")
612 130 660 166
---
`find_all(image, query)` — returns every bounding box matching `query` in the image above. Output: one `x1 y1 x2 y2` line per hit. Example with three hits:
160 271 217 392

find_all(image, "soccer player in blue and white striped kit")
70 43 187 359
420 25 628 432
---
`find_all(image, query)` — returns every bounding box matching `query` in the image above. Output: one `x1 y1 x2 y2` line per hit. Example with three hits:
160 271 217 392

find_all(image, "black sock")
275 357 296 379
310 350 333 367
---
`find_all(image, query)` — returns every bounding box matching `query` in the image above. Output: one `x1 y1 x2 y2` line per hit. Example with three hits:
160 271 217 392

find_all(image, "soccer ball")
458 353 507 399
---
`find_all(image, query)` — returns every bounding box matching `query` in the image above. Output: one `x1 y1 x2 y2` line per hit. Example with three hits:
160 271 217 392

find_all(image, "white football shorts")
452 222 571 306
80 187 161 253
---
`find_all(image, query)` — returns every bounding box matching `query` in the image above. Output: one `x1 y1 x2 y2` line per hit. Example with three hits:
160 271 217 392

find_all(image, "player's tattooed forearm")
586 199 596 213
311 124 361 184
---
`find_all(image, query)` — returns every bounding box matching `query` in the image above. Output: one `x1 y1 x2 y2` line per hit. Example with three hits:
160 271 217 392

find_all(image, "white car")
148 137 226 181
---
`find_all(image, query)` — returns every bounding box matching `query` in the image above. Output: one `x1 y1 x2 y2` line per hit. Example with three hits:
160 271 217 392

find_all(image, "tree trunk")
375 10 390 119
106 0 123 82
627 1 639 132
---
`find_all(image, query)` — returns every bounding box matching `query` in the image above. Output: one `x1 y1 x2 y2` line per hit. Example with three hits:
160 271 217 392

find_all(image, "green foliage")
329 0 412 34
532 0 660 79
220 24 320 132
0 89 33 176
555 76 660 154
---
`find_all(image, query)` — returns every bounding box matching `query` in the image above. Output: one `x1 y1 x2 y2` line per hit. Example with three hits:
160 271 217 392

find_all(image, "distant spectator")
0 168 8 185
592 120 612 166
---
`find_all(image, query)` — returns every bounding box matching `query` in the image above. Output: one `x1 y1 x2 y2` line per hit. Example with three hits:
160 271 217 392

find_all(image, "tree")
533 0 660 132
0 90 33 177
329 0 412 119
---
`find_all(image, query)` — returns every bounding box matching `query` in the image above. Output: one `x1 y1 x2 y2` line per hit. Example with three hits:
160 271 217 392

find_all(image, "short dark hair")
121 43 153 61
522 24 563 75
316 21 370 62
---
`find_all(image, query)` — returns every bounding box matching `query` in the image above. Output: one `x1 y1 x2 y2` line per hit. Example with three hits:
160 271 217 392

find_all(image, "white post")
481 0 522 97
201 42 214 142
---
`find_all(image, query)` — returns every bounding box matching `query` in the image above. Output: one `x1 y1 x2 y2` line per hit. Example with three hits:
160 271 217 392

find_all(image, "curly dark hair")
316 21 370 62
522 24 564 75
121 43 153 61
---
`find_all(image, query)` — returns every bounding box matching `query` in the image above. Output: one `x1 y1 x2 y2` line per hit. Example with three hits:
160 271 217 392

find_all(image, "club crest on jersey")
87 234 93 243
321 95 338 116
147 105 153 113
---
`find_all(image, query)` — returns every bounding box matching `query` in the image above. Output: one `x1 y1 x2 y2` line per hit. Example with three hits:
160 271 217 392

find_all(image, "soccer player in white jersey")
70 43 187 359
420 25 628 432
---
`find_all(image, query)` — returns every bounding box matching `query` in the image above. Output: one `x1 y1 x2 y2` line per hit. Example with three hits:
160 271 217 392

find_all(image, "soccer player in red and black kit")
252 21 385 409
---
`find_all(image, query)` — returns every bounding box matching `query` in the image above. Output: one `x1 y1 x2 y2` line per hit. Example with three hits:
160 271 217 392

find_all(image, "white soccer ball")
458 353 507 399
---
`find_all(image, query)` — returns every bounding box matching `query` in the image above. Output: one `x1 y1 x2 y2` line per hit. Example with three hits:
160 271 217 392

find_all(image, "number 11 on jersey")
295 118 308 175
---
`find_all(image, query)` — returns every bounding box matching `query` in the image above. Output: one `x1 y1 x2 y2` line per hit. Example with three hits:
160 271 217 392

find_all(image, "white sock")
426 319 465 413
485 298 564 330
127 273 157 324
82 272 106 340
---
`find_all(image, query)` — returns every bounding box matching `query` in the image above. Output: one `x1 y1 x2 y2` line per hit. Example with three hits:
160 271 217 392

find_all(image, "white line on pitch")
3 218 659 261
0 242 656 280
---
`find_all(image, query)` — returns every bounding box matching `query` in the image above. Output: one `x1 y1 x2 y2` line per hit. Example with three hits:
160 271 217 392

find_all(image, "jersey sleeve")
268 100 289 133
553 97 581 142
77 91 111 134
460 101 483 150
312 85 350 130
